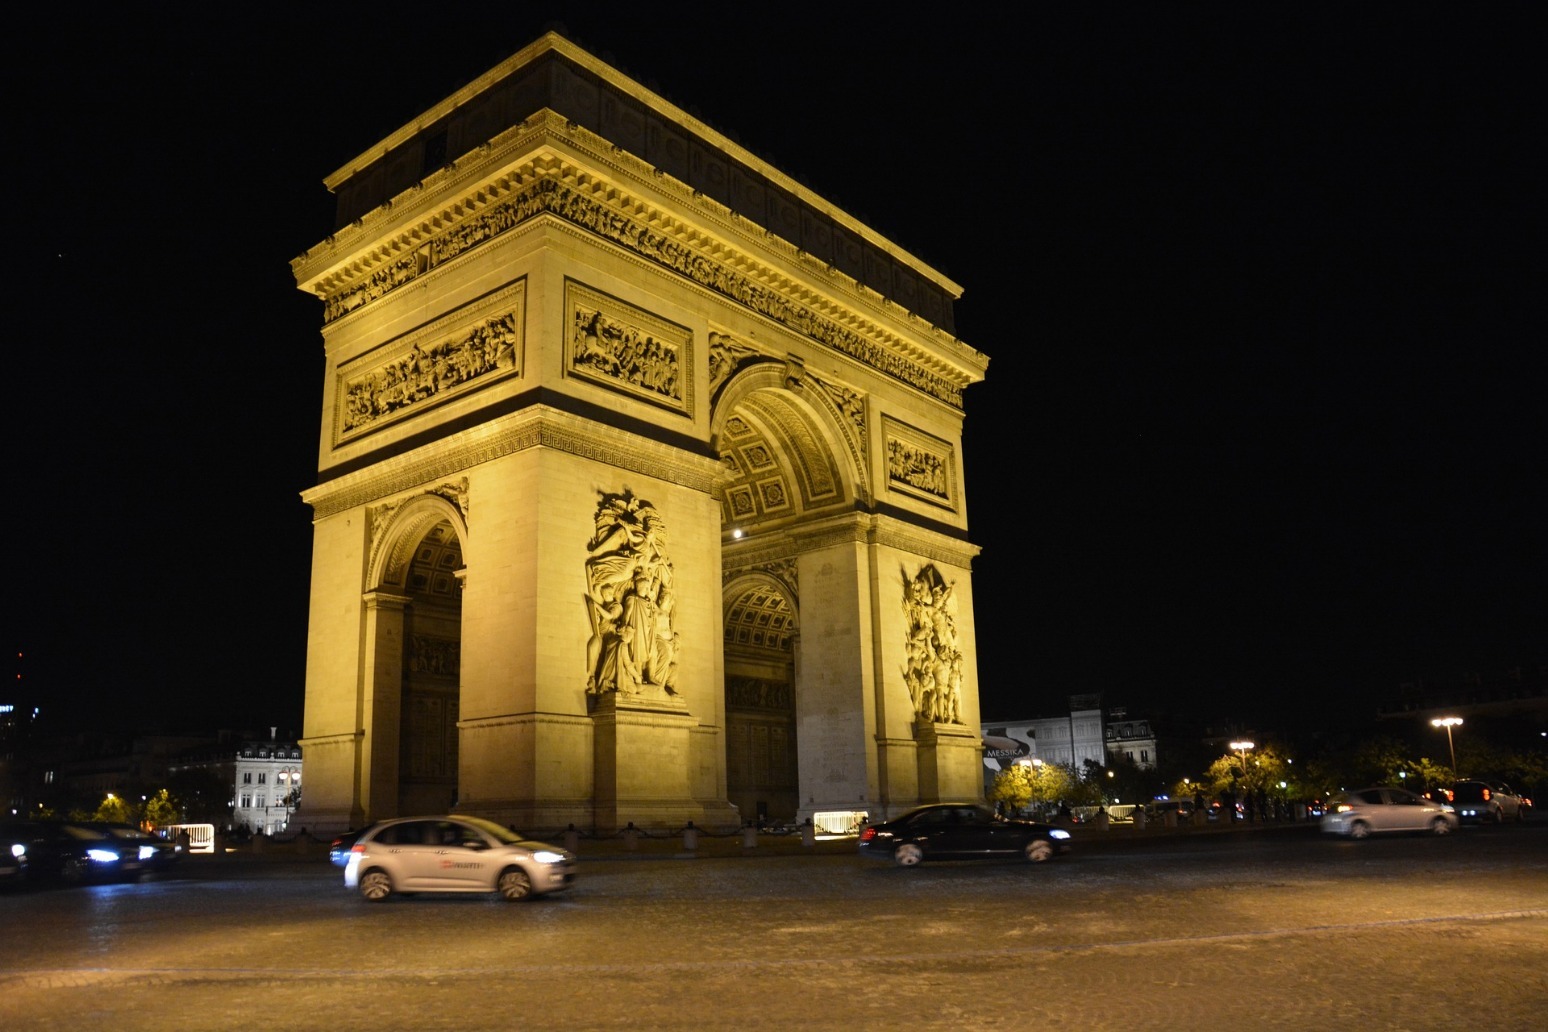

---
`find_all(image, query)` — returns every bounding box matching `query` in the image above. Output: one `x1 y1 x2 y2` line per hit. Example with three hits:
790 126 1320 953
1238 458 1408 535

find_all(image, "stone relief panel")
565 280 692 416
335 281 525 444
726 677 792 710
409 635 461 678
883 416 956 510
903 563 964 726
583 491 681 698
707 330 764 395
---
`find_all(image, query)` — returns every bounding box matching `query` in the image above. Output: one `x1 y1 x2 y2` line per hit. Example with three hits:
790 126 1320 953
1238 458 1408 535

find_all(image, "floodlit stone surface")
292 33 989 835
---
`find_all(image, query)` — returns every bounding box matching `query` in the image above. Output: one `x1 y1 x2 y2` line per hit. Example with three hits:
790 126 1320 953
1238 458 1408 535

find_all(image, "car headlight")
87 848 119 863
532 850 565 864
1049 829 1071 841
10 843 24 859
139 846 156 860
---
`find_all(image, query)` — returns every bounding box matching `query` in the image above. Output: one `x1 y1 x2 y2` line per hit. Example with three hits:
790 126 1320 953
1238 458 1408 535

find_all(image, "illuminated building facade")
291 34 989 834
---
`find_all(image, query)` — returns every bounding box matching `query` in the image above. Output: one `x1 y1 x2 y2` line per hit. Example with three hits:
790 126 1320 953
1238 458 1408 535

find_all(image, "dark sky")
7 6 1543 738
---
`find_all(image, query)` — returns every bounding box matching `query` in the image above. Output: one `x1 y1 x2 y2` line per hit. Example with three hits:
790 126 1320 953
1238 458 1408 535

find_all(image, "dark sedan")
858 803 1072 866
0 821 154 884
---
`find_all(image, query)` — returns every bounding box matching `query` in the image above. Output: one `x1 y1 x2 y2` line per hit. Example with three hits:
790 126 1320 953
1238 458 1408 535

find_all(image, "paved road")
2 823 1545 1031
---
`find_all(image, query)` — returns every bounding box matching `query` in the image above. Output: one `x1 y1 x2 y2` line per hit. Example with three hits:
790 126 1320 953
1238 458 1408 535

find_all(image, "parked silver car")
1321 787 1458 839
343 815 576 902
1451 780 1527 824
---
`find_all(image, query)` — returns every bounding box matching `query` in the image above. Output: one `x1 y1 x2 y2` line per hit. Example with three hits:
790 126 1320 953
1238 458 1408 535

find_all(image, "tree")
143 789 181 830
92 793 136 825
988 761 1079 815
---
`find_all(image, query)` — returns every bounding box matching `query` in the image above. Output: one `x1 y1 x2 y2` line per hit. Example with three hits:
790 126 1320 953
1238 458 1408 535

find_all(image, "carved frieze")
335 281 525 444
564 280 692 416
883 416 956 510
726 676 792 711
319 172 964 408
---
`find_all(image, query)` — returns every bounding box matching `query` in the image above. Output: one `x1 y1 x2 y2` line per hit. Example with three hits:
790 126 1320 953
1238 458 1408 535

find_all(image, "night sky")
8 6 1543 738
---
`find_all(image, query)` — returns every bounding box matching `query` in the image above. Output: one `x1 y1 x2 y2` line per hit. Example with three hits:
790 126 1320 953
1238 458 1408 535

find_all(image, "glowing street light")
1431 716 1463 773
1229 741 1255 784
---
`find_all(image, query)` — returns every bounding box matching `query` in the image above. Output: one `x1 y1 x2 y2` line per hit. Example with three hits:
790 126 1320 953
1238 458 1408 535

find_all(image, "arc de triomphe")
290 33 989 834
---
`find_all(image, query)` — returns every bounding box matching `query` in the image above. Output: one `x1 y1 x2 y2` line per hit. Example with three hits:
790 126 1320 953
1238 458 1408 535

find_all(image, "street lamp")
1229 741 1255 783
1431 717 1462 774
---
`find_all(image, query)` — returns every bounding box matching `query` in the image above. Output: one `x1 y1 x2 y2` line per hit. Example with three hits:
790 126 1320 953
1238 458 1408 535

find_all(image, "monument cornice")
293 116 985 409
722 511 981 570
302 404 725 520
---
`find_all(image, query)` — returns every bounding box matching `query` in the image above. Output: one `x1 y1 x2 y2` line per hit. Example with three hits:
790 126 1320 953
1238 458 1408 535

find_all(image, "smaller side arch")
368 493 469 592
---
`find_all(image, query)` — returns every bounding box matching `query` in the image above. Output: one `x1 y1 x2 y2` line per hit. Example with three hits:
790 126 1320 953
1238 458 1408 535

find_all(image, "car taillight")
351 843 366 854
1481 788 1491 801
858 827 876 843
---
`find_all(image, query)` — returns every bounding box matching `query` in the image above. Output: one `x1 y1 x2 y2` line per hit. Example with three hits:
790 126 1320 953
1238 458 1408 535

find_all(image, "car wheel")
359 869 394 902
1024 839 1054 863
1430 817 1453 836
1348 820 1371 840
894 843 923 867
497 867 532 901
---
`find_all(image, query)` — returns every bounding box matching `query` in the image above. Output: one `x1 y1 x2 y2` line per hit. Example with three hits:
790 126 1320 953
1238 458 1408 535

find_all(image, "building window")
256 795 266 809
1141 750 1150 764
242 772 252 784
258 773 267 785
240 793 252 808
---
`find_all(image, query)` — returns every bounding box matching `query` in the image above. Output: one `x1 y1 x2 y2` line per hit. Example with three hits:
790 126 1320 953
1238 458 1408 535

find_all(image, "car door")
1382 789 1428 831
424 820 496 890
373 820 443 889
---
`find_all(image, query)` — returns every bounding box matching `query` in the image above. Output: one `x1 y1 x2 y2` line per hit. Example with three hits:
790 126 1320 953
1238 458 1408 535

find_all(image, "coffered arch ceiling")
716 388 850 536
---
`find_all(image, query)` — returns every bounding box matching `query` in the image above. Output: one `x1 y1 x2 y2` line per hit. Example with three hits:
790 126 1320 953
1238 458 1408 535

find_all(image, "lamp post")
1431 717 1462 774
1229 740 1255 784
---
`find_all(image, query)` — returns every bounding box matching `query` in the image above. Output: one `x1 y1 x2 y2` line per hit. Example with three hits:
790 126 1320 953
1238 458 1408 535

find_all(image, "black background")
7 5 1543 737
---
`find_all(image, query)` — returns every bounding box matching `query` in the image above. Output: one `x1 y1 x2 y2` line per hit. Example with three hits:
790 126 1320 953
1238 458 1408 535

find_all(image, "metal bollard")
800 819 815 847
1164 809 1178 829
682 821 698 851
742 823 758 848
564 824 580 853
1134 809 1147 831
623 822 639 850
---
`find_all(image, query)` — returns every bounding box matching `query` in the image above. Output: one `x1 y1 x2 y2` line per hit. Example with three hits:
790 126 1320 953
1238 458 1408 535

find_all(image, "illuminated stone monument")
290 33 989 833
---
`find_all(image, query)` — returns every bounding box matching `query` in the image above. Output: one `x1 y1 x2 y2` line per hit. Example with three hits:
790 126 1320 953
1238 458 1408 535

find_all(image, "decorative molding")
721 512 980 571
335 281 525 445
723 556 798 596
308 149 968 408
882 415 956 510
303 406 723 520
564 279 692 417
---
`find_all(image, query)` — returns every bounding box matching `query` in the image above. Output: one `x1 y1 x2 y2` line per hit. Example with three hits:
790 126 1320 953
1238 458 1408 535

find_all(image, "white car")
1451 780 1527 824
1321 787 1458 839
344 815 576 901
